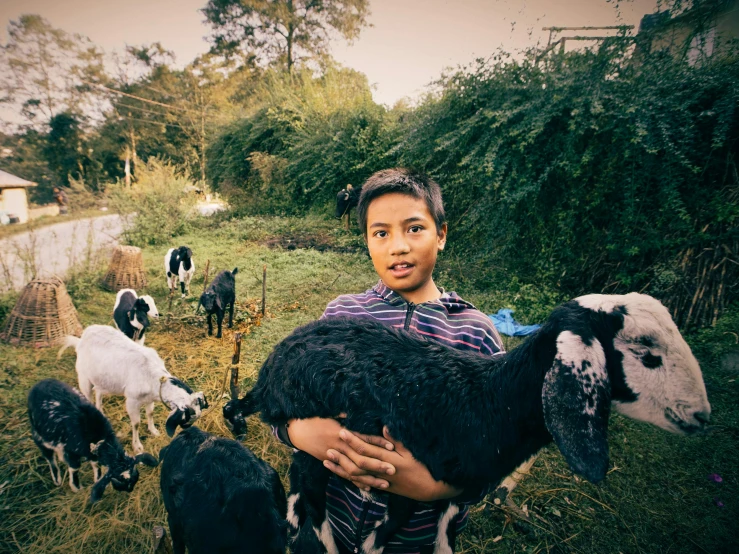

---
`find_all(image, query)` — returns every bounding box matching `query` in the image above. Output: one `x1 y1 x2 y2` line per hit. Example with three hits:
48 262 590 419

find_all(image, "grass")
0 213 737 553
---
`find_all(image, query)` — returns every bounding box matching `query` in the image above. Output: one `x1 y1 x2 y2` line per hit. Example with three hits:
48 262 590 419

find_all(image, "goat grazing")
335 184 361 229
160 426 288 554
58 325 208 453
113 289 159 345
198 267 238 338
28 379 158 503
224 293 711 554
165 246 195 298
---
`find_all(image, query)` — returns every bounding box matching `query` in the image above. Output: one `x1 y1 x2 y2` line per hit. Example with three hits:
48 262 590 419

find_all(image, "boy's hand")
325 427 463 502
286 417 394 491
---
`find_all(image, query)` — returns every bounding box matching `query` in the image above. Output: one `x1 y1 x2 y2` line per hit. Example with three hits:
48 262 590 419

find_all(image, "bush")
109 159 197 246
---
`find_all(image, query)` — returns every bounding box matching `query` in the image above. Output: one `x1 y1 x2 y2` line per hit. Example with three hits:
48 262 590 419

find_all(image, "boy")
278 168 504 553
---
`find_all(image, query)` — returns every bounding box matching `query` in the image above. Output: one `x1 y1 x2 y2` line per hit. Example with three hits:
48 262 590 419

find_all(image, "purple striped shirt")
317 281 504 552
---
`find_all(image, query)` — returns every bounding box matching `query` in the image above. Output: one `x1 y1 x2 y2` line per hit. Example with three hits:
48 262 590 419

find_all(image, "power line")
82 80 201 115
116 102 178 120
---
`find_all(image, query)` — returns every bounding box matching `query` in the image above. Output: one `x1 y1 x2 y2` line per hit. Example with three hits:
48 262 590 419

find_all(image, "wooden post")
261 264 267 317
202 259 211 293
230 333 242 400
153 525 173 554
168 287 174 312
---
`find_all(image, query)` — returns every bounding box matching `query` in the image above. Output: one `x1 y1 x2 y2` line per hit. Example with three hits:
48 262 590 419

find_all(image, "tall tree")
0 15 106 130
202 0 370 73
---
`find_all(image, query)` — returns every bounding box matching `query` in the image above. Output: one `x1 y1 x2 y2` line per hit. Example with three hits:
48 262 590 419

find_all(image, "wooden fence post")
230 332 242 400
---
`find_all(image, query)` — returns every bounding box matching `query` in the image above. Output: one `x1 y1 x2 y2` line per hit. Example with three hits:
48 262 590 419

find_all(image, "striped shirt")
318 280 504 553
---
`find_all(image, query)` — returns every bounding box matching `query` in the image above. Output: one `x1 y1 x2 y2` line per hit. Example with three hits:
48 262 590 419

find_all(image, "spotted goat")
28 379 158 503
224 293 711 554
165 246 195 298
113 288 159 345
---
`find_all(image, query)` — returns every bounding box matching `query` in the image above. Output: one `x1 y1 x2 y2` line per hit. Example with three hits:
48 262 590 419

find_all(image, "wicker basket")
0 277 83 347
101 245 147 292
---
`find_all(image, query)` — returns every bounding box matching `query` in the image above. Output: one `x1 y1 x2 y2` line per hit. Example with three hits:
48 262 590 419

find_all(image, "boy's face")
365 192 447 303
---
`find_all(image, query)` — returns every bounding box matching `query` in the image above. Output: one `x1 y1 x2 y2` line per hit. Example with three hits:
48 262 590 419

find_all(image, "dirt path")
0 214 125 292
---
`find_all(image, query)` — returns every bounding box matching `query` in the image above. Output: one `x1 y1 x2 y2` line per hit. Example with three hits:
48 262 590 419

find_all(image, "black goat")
113 288 158 345
199 267 238 338
224 293 710 554
160 426 288 554
28 379 158 504
335 184 361 229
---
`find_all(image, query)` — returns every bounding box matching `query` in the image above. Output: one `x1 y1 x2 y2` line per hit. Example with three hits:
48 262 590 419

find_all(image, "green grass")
0 214 737 553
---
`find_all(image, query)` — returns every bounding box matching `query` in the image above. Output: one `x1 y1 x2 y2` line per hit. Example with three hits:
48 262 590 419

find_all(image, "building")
0 169 36 224
634 0 739 65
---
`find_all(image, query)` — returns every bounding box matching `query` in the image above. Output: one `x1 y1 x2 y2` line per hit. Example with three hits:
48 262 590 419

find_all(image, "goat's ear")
89 439 104 455
542 331 611 483
88 473 112 504
134 453 159 467
165 408 190 437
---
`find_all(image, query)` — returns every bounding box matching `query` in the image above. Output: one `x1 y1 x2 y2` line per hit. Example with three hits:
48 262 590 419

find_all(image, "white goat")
58 325 208 453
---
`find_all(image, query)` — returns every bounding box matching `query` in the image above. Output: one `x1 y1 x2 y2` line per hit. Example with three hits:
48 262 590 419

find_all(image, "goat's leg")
64 453 82 492
90 461 100 482
77 374 94 404
35 440 62 486
168 516 186 554
290 451 337 554
363 494 418 554
228 300 234 328
180 280 186 298
207 313 213 336
94 388 104 412
216 310 224 338
146 402 160 437
126 397 144 454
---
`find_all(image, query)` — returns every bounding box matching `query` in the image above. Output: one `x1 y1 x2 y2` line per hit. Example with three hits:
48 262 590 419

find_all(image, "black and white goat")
224 293 711 554
165 246 195 298
58 325 208 453
198 267 238 338
160 426 288 554
113 289 159 345
28 379 158 503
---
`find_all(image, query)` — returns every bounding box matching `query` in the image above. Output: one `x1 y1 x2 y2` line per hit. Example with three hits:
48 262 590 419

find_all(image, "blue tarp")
489 308 541 336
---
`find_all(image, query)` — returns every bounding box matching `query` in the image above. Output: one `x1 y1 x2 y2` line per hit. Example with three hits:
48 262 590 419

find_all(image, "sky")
0 0 660 108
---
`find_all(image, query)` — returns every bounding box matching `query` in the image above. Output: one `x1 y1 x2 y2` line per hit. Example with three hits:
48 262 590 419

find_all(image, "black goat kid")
160 426 288 554
28 379 158 504
198 268 238 338
224 293 710 554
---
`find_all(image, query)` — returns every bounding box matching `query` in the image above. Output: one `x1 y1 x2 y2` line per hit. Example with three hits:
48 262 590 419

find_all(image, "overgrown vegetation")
108 159 197 246
0 215 736 553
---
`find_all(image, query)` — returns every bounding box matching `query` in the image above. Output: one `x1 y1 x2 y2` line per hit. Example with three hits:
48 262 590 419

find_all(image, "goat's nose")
693 411 711 425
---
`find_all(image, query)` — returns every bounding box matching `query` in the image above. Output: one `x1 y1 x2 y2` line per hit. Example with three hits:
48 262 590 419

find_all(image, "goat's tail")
56 335 81 360
232 267 238 276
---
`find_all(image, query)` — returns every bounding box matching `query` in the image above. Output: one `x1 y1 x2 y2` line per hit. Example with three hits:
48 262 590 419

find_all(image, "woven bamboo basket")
101 245 147 292
0 277 83 347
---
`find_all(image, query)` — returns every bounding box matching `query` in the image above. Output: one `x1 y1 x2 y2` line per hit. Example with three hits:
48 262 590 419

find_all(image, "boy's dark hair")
357 168 446 236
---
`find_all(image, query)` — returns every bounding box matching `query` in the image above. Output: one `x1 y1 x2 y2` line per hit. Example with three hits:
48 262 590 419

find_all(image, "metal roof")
0 169 37 188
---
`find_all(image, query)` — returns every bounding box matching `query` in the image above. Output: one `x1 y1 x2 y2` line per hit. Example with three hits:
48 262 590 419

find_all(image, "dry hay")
101 245 147 292
0 276 83 347
0 296 293 553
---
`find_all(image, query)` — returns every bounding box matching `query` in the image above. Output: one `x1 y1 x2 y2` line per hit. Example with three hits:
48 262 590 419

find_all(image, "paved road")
0 214 125 292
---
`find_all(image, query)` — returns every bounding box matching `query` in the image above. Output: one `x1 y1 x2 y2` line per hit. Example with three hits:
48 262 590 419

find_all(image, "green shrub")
109 159 197 246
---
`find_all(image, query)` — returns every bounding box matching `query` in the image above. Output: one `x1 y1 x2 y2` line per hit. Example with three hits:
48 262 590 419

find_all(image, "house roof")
0 169 37 189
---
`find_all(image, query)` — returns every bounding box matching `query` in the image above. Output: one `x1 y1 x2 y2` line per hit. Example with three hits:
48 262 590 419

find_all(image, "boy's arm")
324 428 466 502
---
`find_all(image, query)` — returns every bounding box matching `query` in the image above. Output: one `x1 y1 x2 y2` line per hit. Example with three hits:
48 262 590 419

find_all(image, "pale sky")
0 0 659 108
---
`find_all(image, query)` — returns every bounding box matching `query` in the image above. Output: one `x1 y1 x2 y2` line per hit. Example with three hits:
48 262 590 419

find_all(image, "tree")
0 15 106 130
202 0 370 73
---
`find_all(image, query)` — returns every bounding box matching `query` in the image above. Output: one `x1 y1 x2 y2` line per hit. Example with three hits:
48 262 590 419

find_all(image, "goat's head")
199 290 220 313
139 295 159 318
222 398 248 437
177 246 192 261
163 378 209 437
541 293 710 483
88 441 158 503
128 298 150 330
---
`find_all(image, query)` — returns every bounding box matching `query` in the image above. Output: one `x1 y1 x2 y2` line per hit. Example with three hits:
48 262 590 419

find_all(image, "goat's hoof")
149 428 161 437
